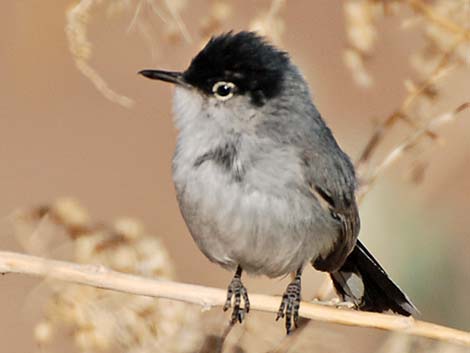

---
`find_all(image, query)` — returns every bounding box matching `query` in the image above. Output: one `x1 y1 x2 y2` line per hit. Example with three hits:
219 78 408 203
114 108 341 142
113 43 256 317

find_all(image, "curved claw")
224 267 250 324
277 271 302 334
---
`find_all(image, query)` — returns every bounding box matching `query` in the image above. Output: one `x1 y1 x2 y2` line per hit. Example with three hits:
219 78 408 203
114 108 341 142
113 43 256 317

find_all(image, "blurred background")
1 1 469 352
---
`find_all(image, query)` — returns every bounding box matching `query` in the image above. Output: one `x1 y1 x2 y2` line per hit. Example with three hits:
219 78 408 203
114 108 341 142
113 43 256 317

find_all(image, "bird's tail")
330 240 418 316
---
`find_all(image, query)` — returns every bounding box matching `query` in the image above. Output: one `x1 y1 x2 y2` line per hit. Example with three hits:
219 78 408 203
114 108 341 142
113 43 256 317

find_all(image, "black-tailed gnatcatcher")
139 31 417 334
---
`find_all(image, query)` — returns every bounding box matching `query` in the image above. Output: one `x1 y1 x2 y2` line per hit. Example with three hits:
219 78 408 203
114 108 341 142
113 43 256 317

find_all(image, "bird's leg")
223 266 250 324
276 267 302 334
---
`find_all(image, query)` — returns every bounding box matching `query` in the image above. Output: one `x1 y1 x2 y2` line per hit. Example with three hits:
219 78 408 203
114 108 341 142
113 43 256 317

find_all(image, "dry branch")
356 56 458 175
1 251 469 347
407 0 470 38
357 102 470 201
66 0 134 108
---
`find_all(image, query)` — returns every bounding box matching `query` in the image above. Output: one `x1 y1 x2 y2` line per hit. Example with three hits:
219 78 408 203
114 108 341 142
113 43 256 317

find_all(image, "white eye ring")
212 81 236 101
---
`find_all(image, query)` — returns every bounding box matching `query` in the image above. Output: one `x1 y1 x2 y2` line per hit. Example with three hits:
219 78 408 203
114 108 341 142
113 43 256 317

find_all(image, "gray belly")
173 161 339 278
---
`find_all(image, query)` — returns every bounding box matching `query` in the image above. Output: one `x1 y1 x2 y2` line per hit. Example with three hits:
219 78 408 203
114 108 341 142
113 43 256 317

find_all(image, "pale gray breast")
172 134 341 277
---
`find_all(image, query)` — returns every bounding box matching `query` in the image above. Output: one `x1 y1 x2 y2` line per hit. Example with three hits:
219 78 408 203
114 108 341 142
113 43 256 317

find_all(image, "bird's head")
140 31 291 106
140 31 314 138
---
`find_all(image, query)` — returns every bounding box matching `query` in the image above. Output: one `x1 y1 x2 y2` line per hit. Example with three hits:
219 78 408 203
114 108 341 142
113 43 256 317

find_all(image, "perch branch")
0 251 469 347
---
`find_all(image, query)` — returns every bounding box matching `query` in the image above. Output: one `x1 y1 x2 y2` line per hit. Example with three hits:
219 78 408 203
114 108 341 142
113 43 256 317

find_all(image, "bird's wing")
300 124 361 272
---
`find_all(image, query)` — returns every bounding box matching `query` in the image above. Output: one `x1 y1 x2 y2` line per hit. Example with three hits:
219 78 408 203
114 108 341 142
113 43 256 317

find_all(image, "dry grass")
14 199 202 353
3 1 470 352
344 0 470 196
66 0 135 108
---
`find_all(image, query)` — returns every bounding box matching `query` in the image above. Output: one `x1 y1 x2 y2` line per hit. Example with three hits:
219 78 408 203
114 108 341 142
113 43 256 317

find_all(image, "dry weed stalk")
357 102 470 201
66 0 290 108
1 250 470 347
249 0 286 44
14 199 202 353
345 0 470 192
311 0 470 307
66 0 135 108
66 0 193 108
311 1 470 346
12 1 468 352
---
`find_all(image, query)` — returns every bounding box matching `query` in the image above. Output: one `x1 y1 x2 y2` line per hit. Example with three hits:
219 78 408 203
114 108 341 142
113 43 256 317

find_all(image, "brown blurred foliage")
1 1 469 352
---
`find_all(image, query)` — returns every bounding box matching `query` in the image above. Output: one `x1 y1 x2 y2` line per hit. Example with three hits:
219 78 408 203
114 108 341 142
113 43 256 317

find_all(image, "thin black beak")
138 69 187 86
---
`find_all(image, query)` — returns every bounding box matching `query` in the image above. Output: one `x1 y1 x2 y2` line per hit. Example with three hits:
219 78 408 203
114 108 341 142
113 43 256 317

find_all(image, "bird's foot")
223 266 250 324
276 270 302 335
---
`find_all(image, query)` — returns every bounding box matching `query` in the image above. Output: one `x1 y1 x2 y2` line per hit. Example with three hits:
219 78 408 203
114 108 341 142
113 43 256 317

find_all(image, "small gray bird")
140 31 417 334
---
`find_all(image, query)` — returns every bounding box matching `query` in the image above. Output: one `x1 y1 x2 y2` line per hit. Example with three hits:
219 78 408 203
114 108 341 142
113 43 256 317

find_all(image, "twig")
65 0 134 108
356 56 458 175
355 22 465 176
406 0 470 39
0 251 469 347
266 0 286 19
357 102 470 201
163 0 192 43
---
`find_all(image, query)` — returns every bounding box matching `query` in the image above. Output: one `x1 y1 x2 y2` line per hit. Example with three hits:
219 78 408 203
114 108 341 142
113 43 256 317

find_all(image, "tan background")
1 1 469 352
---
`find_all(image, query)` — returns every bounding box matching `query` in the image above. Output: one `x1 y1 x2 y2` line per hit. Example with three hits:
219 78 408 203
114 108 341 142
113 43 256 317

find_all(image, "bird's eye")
212 81 236 101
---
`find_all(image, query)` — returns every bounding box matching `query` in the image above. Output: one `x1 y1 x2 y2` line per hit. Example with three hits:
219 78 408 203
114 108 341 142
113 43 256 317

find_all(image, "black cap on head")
183 31 290 106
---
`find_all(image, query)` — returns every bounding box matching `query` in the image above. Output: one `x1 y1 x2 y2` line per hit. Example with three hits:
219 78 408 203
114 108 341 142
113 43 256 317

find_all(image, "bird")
139 31 417 334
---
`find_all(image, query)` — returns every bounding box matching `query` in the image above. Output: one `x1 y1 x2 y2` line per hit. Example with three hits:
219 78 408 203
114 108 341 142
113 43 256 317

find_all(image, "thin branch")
1 251 469 347
357 102 470 201
65 0 134 108
266 0 286 20
355 20 466 175
127 0 145 33
163 0 192 43
406 0 470 39
356 52 459 174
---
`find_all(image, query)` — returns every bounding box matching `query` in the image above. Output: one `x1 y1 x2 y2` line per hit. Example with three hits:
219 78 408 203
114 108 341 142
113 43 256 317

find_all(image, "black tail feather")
330 240 418 316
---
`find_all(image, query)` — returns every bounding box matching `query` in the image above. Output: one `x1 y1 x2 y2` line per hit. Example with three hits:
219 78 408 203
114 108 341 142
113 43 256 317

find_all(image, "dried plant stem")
163 0 192 43
356 55 458 174
266 0 286 19
407 0 470 38
353 2 469 174
357 102 469 201
1 251 469 347
66 0 134 108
